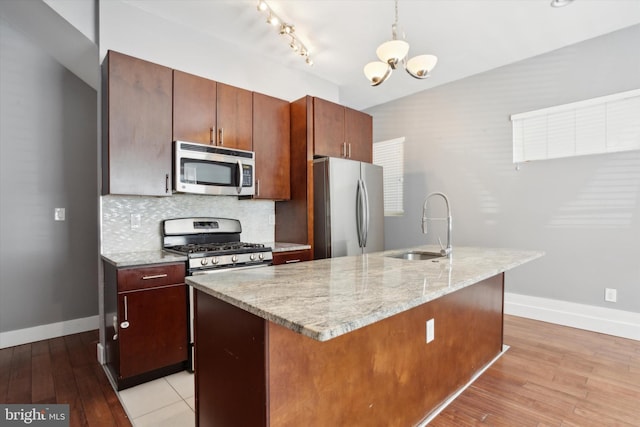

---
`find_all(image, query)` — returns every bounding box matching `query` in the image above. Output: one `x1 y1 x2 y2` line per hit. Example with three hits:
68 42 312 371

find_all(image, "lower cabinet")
272 249 312 265
104 262 188 390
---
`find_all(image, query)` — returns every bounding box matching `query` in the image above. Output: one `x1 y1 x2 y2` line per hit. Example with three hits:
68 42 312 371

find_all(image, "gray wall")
368 25 640 313
0 18 98 332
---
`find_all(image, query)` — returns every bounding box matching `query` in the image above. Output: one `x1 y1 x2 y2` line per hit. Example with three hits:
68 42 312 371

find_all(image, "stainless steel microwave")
174 141 255 196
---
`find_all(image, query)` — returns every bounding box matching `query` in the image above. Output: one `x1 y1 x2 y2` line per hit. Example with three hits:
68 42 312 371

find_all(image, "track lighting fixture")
256 1 313 66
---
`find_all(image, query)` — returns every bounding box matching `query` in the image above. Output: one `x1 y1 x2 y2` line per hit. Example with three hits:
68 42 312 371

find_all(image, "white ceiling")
125 0 640 109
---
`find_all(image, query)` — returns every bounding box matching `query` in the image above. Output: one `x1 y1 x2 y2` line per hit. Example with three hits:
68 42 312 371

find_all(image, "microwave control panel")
242 164 253 187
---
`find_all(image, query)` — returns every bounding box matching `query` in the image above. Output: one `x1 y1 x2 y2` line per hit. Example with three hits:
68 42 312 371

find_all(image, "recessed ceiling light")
550 0 575 7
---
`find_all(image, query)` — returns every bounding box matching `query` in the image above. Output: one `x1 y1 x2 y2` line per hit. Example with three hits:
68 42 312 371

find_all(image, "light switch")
54 208 65 221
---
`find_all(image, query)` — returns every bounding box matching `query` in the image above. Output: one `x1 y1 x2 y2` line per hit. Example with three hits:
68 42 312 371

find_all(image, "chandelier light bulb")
364 61 392 86
257 0 268 12
405 54 438 79
376 39 409 69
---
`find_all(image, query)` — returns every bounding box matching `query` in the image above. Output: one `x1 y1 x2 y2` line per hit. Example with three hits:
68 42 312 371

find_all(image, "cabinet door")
217 83 253 150
118 284 188 379
272 249 312 265
104 50 172 196
253 93 290 200
345 107 373 162
173 70 217 144
313 97 345 158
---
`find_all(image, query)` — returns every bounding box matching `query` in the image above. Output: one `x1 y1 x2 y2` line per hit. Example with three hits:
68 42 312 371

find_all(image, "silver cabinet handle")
285 259 301 264
348 143 352 158
256 179 260 197
120 296 130 329
218 127 224 145
142 274 168 280
210 127 214 144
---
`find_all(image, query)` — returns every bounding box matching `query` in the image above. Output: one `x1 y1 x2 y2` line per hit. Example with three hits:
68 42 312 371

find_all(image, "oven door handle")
236 159 243 194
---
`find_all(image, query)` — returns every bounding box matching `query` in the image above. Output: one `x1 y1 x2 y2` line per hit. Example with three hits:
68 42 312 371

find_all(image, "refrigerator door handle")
362 180 370 248
356 179 365 248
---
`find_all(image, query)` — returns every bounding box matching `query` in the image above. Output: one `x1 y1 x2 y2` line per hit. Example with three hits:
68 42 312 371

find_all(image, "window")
511 89 640 163
373 137 404 216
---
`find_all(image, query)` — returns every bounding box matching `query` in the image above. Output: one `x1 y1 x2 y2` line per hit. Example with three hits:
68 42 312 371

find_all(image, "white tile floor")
118 371 195 427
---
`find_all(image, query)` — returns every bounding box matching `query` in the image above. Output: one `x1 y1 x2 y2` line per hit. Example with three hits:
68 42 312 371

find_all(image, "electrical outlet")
604 288 617 303
130 213 141 229
268 214 276 226
54 208 65 221
426 318 435 343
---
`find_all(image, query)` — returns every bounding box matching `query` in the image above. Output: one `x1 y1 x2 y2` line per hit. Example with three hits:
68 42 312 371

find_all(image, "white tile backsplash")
101 194 274 254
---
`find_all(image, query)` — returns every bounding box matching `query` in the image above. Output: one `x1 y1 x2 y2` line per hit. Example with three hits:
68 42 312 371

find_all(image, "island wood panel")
194 274 504 427
267 273 504 426
194 291 267 427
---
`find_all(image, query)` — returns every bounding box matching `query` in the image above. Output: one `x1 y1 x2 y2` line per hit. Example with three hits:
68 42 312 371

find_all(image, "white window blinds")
373 137 404 216
511 89 640 163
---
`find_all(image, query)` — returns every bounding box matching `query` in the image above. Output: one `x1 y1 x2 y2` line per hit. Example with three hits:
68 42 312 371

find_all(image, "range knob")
250 254 256 261
258 253 264 260
231 255 238 263
200 258 208 266
211 257 219 265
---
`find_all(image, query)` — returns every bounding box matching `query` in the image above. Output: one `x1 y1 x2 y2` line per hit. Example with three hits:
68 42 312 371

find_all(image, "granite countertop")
101 251 187 267
186 246 544 342
270 242 312 253
101 242 309 268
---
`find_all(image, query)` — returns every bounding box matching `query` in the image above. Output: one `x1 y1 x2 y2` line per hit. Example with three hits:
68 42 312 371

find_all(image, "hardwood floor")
0 330 131 427
432 315 640 426
1 316 638 426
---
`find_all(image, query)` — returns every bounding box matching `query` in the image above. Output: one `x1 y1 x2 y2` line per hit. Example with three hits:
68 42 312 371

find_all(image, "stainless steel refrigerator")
313 157 384 259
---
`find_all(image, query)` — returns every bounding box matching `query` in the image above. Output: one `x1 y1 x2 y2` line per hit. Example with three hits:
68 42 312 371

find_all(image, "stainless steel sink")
388 251 444 261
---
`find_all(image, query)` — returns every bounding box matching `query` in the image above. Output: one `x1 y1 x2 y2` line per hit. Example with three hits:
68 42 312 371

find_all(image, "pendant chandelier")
364 0 438 86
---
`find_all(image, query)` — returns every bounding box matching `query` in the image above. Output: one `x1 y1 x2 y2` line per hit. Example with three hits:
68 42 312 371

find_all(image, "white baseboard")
0 315 99 349
505 292 640 341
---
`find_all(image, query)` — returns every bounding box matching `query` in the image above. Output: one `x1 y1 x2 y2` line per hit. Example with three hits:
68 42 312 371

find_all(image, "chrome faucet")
422 192 452 256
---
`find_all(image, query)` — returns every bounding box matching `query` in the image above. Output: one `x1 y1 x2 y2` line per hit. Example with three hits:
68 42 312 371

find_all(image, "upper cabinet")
313 97 373 162
217 83 253 151
345 106 373 163
173 70 216 145
102 50 173 196
173 71 252 151
253 93 290 200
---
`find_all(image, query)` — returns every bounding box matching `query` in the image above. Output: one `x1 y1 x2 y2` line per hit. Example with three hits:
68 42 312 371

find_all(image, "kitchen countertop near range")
101 251 187 268
101 242 308 268
187 246 544 342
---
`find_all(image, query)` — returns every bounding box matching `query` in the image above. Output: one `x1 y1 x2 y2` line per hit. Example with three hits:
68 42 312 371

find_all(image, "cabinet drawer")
272 249 312 265
117 263 185 292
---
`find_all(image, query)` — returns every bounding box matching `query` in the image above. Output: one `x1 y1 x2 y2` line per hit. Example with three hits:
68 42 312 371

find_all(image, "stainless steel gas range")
162 217 273 371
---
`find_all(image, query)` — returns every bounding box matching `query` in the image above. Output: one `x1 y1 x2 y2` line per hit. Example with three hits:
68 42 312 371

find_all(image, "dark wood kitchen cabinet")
272 249 312 265
252 92 290 200
313 97 372 162
102 50 173 196
104 261 188 390
173 71 253 150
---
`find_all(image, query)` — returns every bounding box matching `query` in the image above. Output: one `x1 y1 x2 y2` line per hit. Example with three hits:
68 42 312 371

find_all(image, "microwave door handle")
236 160 243 194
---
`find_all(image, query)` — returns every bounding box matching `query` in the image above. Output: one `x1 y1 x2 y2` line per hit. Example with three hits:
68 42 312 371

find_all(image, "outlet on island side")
426 318 435 343
604 288 617 303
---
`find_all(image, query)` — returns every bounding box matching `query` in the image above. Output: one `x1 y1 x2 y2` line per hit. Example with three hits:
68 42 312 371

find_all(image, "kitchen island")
187 246 543 427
